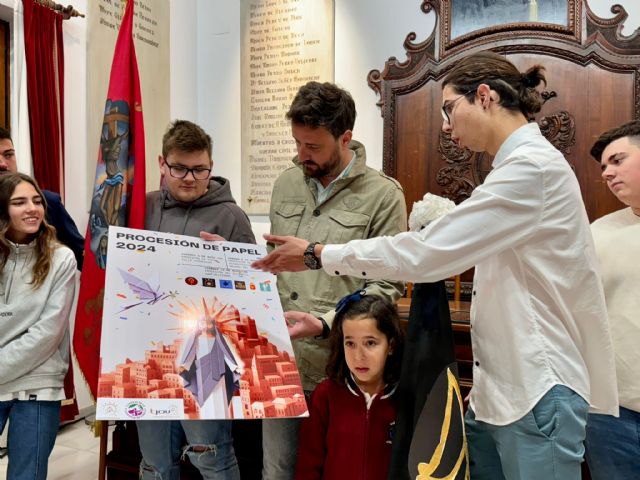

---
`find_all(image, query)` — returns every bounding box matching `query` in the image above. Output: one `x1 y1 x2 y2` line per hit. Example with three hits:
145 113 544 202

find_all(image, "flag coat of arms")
73 0 146 399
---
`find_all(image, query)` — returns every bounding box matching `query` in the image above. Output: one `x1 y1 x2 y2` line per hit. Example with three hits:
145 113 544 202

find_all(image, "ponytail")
517 65 547 117
443 50 547 118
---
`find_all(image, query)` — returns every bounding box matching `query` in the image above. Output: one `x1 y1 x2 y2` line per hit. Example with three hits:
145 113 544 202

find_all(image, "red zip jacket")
295 377 397 480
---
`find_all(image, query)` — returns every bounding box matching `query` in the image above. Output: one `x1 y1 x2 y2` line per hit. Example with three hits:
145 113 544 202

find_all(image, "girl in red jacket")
295 291 404 480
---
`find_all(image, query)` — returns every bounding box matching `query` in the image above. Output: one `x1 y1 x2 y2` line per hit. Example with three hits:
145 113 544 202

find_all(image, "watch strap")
303 241 322 270
314 317 331 340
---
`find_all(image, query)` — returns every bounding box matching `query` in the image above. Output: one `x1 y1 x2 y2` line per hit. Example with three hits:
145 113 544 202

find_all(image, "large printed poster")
96 227 308 421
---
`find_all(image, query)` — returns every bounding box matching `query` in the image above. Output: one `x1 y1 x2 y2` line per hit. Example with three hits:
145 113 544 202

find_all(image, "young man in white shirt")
253 51 619 480
585 121 640 480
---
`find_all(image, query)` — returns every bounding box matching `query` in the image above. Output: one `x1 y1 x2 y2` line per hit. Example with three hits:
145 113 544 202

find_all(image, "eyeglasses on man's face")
441 90 476 125
165 161 211 180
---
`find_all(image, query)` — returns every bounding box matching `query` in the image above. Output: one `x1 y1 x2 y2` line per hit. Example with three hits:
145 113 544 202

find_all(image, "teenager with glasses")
137 120 255 480
252 50 619 480
163 163 212 180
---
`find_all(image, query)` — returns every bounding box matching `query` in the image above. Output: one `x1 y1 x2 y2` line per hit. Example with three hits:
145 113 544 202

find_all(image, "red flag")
73 0 146 400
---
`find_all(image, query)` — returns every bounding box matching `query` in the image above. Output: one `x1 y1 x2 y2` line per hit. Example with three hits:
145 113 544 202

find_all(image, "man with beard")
262 81 407 480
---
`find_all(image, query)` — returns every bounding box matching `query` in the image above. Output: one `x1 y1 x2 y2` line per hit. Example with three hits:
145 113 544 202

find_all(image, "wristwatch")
303 242 322 270
314 317 331 340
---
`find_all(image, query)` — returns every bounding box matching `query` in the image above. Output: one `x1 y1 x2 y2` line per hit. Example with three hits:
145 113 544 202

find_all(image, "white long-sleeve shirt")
591 207 640 413
322 123 619 425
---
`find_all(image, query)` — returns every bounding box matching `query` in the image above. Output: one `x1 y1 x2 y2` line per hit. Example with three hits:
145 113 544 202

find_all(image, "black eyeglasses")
441 90 476 125
165 161 211 180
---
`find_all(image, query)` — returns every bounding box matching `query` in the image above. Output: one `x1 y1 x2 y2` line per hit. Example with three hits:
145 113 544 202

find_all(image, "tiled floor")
0 420 112 480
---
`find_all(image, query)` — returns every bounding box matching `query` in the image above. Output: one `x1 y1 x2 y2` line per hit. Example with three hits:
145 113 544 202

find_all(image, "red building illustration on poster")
98 297 307 419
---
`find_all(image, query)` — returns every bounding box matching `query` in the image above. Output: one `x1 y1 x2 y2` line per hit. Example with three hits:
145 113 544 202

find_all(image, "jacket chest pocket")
272 204 306 237
325 210 370 244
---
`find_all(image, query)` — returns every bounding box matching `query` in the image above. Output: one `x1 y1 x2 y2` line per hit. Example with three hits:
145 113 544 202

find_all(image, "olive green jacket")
269 140 406 390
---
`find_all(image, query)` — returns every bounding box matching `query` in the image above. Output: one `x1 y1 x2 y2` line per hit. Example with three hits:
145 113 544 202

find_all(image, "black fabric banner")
387 281 469 480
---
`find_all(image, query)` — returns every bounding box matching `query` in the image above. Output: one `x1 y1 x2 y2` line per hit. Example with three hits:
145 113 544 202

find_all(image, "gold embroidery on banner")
415 368 470 480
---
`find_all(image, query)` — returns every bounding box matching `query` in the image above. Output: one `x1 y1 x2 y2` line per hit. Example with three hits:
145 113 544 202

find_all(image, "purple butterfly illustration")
118 269 170 312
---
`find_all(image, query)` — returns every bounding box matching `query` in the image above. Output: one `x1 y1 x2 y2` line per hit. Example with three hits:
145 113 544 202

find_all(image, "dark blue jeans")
0 399 61 480
262 417 301 480
585 406 640 480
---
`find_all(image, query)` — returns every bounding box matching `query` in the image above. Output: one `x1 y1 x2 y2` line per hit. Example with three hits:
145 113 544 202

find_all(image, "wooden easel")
98 420 108 480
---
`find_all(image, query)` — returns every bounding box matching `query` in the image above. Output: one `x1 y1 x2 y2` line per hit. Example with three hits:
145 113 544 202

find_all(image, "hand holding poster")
97 226 309 421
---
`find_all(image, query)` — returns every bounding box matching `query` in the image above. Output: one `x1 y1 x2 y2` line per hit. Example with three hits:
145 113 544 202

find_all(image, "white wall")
61 0 92 417
334 1 434 171
62 0 88 231
170 0 197 120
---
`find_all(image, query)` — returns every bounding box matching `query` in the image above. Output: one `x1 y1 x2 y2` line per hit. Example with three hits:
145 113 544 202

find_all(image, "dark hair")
0 173 57 289
162 120 212 160
442 50 547 118
326 294 404 386
286 81 356 138
590 120 640 161
0 127 12 142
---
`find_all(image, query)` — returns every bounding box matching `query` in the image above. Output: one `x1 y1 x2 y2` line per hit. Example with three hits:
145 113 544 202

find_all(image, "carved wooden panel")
369 1 640 221
436 101 577 204
368 0 640 298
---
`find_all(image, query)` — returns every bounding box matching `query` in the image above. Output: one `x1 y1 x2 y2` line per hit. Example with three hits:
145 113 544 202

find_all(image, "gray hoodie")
0 243 77 394
145 176 256 244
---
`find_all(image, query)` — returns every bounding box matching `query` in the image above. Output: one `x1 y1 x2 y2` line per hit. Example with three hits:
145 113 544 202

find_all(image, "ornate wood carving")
436 109 577 203
585 3 640 55
368 0 638 303
540 90 557 103
488 42 640 120
539 110 576 156
436 132 475 204
367 2 437 111
375 39 640 183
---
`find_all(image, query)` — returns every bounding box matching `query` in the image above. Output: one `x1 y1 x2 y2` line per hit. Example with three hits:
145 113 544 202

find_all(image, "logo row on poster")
182 277 272 292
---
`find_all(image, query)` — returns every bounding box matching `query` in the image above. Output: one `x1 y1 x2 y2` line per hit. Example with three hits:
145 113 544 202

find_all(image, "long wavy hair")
0 173 57 289
326 294 404 386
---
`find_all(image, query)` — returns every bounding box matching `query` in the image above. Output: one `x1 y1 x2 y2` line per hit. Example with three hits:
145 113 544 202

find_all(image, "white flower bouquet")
408 193 456 232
